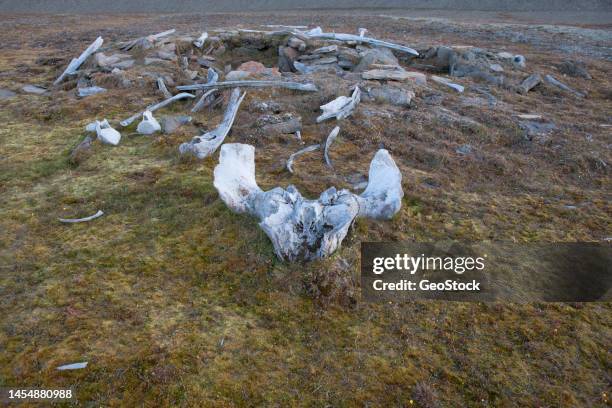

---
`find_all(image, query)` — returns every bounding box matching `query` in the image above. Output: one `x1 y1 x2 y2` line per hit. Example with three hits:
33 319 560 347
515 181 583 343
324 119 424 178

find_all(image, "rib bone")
120 93 195 127
286 144 320 173
179 88 246 158
177 80 317 92
58 210 104 223
157 77 172 98
54 36 103 85
214 143 403 261
298 26 418 56
324 126 340 168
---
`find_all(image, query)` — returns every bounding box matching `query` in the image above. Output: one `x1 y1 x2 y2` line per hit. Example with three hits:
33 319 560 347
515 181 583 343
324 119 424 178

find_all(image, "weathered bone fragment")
286 144 320 174
544 74 585 97
157 77 172 98
362 69 418 81
191 88 218 112
213 143 403 261
137 111 161 134
313 45 338 54
94 120 121 145
317 87 361 123
517 73 541 94
193 32 208 48
54 36 103 85
121 29 175 51
177 80 317 92
120 93 195 127
191 68 219 112
78 86 106 97
324 126 340 168
297 26 418 56
179 88 246 158
355 149 403 219
56 362 88 370
58 210 104 223
431 75 464 93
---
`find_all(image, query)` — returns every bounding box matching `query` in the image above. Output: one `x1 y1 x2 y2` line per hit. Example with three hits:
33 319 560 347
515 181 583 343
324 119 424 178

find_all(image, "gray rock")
156 50 177 61
557 60 591 79
278 46 298 72
22 85 47 95
517 73 542 94
77 86 107 97
519 120 556 140
0 88 16 99
197 56 216 68
112 59 135 70
250 100 282 113
490 63 504 72
456 144 473 155
225 70 251 81
287 37 306 51
311 56 338 65
367 86 414 107
355 47 399 72
313 45 338 54
144 57 170 66
69 135 94 165
161 115 192 134
257 113 302 134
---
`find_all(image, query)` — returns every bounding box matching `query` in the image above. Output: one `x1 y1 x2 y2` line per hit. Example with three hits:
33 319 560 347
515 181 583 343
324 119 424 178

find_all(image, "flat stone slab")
0 88 16 99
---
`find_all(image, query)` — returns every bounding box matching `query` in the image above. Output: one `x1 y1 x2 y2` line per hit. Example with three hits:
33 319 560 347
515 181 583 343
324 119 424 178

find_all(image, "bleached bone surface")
214 143 403 261
58 210 104 223
120 92 195 126
298 26 418 56
121 29 175 51
317 87 361 123
191 88 218 112
157 77 172 98
431 75 464 93
137 110 161 134
324 126 340 168
544 74 585 97
179 88 246 158
356 149 403 219
194 32 208 48
95 120 121 145
286 144 320 173
177 80 317 92
191 69 219 112
54 36 103 85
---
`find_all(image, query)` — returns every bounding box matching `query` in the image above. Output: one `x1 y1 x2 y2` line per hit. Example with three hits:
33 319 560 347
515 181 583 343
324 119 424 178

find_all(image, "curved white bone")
120 93 195 127
58 210 104 223
356 149 404 219
286 144 320 174
317 87 360 123
137 110 161 134
54 36 103 85
95 119 121 145
297 26 418 56
194 32 209 48
179 88 246 158
214 143 403 261
323 126 340 168
177 80 317 92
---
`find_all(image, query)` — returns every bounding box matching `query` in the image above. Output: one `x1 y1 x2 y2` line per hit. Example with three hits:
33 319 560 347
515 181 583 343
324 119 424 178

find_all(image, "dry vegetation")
0 12 610 407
